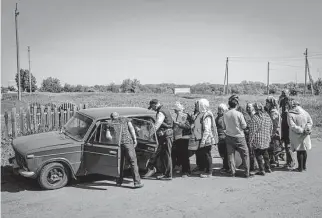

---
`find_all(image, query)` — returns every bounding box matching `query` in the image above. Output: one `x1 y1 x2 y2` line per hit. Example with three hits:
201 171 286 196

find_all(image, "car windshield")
64 112 93 140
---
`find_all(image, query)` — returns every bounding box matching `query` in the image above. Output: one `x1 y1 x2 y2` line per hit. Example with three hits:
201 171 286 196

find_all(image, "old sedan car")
10 107 159 190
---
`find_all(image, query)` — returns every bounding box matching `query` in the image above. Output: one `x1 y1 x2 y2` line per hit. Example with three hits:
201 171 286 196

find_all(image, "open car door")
83 122 122 177
131 118 159 153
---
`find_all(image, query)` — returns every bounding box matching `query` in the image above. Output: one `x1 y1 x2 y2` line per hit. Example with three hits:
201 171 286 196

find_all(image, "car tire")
38 162 69 190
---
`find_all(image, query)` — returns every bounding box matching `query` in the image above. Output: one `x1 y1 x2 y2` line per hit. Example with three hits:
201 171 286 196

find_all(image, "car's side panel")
30 145 82 177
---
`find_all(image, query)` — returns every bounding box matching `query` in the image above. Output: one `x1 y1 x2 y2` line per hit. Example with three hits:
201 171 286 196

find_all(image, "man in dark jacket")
143 99 174 180
279 89 295 169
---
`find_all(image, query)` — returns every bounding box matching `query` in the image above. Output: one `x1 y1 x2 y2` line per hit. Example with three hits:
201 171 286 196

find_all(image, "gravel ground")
1 139 322 218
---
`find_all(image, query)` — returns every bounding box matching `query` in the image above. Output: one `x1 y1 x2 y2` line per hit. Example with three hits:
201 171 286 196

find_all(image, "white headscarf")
218 103 228 111
198 98 210 113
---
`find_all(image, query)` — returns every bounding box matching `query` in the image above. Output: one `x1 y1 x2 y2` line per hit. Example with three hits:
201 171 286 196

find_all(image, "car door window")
89 122 122 146
131 118 157 143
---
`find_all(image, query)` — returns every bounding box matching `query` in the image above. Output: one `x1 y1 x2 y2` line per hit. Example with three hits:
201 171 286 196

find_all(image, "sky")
1 0 322 87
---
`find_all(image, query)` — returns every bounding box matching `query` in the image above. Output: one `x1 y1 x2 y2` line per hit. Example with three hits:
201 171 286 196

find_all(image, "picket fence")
3 102 89 139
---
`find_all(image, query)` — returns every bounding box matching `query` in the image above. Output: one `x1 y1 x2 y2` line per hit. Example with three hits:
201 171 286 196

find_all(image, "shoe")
255 171 265 176
295 168 303 172
182 173 189 178
159 176 172 181
143 167 156 178
265 169 272 173
133 183 144 188
200 173 212 178
228 173 235 177
220 168 230 174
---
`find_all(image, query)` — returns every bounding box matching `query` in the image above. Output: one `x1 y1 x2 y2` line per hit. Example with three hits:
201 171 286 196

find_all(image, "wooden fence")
3 103 89 139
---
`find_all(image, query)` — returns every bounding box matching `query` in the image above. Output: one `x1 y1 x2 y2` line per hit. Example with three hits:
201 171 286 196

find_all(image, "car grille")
15 152 27 168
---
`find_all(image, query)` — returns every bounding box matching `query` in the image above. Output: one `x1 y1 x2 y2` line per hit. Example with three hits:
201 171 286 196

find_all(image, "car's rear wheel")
38 162 69 190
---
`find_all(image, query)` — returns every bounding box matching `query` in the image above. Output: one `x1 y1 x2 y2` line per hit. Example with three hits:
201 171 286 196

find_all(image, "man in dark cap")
143 99 174 180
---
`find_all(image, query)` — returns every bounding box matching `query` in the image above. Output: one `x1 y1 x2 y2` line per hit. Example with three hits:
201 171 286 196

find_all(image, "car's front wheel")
38 162 69 190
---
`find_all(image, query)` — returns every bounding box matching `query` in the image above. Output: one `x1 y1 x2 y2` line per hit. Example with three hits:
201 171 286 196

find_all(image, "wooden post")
40 105 45 132
59 108 64 128
48 106 52 131
66 107 70 122
26 106 31 133
20 107 25 136
11 108 17 138
54 107 59 130
4 112 9 138
33 104 37 133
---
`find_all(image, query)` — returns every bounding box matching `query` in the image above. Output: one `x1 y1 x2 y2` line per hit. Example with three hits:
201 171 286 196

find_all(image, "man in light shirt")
143 99 174 180
223 95 252 178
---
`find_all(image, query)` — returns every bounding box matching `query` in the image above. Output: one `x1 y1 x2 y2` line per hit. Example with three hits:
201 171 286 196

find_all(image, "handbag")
188 136 200 151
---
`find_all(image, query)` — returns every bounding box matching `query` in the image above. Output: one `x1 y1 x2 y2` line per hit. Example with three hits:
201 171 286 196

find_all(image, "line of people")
143 90 313 181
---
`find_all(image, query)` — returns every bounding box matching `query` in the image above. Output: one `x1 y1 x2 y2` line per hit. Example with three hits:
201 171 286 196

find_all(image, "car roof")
78 107 156 120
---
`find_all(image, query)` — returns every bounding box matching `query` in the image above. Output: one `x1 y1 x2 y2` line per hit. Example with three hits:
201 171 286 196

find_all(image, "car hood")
12 131 77 155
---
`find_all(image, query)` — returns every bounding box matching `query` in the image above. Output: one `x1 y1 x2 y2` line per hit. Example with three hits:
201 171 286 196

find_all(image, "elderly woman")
172 102 193 177
266 96 282 167
215 103 229 172
249 103 273 176
287 99 313 172
190 98 219 178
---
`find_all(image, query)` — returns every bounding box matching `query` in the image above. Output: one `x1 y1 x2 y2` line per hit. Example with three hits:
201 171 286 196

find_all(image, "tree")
15 69 37 92
120 78 141 93
40 77 62 93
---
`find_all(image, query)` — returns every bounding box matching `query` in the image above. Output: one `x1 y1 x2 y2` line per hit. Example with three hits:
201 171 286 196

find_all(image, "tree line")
2 70 322 95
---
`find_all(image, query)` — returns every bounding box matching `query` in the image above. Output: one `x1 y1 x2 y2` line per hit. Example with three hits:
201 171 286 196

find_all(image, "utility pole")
306 59 314 95
28 46 32 94
223 63 227 95
267 62 270 95
15 3 21 100
225 57 229 95
304 48 308 95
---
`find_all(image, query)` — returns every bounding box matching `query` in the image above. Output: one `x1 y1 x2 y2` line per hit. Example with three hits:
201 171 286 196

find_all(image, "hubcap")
47 168 64 184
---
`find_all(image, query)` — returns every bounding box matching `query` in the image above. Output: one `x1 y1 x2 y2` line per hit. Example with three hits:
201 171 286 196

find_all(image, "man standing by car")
109 112 144 188
143 99 174 180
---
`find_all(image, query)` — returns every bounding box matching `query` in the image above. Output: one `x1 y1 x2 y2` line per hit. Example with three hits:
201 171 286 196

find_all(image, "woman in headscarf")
172 101 193 177
266 96 282 167
216 103 229 173
249 103 273 176
190 98 219 178
287 98 313 172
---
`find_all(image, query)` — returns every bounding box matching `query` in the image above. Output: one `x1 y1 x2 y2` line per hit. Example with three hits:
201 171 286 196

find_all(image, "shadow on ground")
1 166 41 193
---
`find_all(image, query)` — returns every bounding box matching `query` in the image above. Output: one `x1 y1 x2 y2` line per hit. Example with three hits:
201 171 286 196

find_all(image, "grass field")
1 92 322 165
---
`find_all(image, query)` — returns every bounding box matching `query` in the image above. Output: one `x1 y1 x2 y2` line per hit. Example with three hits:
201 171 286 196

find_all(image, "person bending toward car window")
143 99 174 180
109 112 144 189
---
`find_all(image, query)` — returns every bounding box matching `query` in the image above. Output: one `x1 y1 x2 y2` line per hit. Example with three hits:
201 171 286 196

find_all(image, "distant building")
174 87 191 94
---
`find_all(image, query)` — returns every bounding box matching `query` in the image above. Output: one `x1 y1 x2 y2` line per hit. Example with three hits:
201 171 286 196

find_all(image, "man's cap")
228 94 239 103
148 99 159 109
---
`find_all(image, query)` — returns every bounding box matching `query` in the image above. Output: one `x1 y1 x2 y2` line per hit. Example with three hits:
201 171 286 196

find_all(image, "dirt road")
1 139 322 218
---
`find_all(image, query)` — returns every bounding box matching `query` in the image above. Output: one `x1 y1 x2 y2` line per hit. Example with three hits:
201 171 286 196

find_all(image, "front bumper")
9 157 36 178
